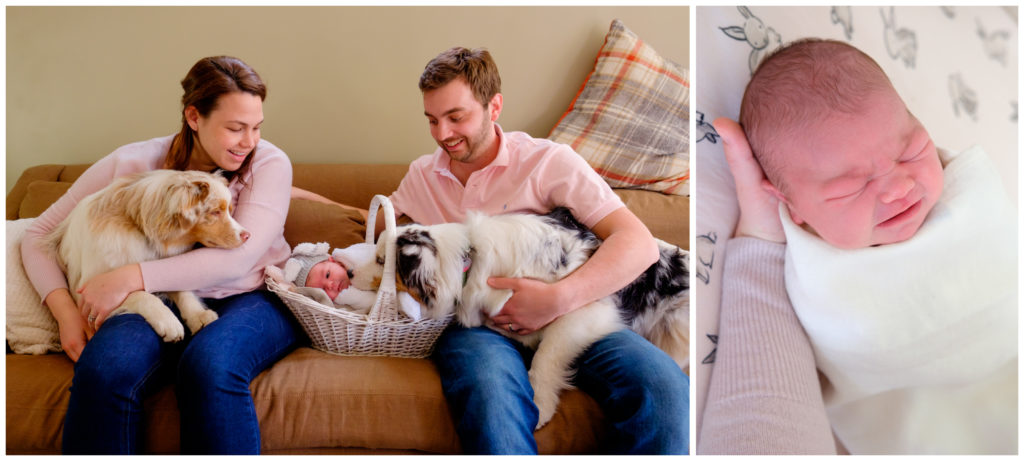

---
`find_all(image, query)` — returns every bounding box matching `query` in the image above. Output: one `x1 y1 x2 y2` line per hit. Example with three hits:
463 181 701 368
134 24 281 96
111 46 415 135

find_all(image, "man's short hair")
739 39 896 191
419 47 502 107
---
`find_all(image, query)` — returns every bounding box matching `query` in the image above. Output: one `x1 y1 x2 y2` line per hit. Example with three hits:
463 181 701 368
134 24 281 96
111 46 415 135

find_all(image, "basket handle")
366 195 398 320
365 194 397 243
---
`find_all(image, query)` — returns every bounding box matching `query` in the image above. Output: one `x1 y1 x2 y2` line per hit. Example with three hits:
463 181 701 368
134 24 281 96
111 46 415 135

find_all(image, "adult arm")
291 186 369 221
79 148 294 327
20 151 150 358
488 145 659 333
138 151 292 290
489 207 657 333
696 238 835 454
697 118 834 454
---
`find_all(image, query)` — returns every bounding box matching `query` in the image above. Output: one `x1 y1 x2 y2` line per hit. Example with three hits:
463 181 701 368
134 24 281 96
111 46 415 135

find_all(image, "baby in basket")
267 241 422 321
729 38 1016 454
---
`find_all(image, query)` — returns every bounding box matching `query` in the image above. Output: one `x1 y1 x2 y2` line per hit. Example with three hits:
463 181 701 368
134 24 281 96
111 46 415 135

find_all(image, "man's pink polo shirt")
390 125 624 228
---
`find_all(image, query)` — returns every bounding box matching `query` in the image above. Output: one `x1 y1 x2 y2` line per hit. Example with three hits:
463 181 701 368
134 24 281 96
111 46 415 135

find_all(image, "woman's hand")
486 277 568 335
714 117 787 243
44 288 94 362
77 264 144 330
58 316 95 363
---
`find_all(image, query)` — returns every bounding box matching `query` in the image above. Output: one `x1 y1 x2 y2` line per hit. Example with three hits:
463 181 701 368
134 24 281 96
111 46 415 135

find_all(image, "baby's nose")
879 172 914 204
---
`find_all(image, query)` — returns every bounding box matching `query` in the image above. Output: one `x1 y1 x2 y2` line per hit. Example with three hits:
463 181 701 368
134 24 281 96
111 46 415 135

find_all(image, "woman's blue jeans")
434 325 690 454
62 290 302 454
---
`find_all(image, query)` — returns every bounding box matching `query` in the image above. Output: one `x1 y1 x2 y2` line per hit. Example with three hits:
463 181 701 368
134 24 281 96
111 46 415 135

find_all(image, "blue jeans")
62 290 302 454
434 325 689 454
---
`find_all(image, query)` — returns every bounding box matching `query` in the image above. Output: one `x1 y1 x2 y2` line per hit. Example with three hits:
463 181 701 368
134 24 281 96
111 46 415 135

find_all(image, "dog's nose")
347 269 354 279
240 230 251 242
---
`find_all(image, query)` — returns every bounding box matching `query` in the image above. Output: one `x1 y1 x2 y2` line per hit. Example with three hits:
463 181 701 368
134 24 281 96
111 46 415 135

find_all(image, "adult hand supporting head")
713 117 787 243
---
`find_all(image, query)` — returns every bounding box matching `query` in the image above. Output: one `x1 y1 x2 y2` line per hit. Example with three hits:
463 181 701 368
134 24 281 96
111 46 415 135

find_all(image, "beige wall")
6 6 689 193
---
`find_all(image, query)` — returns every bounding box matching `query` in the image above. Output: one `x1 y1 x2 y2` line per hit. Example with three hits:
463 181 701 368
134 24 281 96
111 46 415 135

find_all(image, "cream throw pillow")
6 218 62 354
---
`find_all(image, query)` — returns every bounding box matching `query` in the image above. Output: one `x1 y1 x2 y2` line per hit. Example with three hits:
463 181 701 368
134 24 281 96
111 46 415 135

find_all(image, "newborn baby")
276 242 421 321
739 38 1017 454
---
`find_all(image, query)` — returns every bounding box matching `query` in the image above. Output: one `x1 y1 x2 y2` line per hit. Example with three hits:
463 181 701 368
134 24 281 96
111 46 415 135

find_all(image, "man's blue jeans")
62 290 301 454
434 325 689 454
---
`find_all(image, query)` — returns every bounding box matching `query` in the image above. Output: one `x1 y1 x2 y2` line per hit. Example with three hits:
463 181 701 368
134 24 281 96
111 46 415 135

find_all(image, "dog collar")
461 248 473 287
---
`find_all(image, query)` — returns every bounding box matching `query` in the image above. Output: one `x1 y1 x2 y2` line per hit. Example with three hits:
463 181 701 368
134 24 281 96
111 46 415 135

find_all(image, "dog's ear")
170 212 192 231
396 243 437 310
394 231 441 313
189 180 211 209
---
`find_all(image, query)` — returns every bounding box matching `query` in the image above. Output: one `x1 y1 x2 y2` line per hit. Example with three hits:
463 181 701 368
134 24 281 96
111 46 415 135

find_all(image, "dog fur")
43 169 249 342
351 208 689 428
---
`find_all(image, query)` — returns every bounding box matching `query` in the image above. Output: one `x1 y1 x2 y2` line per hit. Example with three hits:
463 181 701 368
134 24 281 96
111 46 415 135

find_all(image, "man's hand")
486 277 568 335
714 117 787 243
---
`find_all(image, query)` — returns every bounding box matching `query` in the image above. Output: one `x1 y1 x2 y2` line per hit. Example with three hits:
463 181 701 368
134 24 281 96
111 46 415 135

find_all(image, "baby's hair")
739 39 896 192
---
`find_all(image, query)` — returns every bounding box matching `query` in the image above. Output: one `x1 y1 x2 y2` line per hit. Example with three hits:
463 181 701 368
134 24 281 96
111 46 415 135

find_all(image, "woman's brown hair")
164 56 267 183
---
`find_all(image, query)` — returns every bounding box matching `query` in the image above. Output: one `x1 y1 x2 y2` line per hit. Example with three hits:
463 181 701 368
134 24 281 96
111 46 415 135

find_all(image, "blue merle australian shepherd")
351 207 689 429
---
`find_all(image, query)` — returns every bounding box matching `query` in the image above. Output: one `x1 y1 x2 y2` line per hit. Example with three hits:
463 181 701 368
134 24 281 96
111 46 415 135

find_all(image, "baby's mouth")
878 198 923 228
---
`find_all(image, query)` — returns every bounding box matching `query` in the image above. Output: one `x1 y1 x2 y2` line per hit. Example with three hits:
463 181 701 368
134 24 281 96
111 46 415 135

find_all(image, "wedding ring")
506 323 513 332
88 314 96 323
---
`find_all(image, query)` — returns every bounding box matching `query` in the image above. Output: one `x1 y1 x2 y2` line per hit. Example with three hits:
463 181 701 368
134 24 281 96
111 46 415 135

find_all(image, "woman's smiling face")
188 91 264 173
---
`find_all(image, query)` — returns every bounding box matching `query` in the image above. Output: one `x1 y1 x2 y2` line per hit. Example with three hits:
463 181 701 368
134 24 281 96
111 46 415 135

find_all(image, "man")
386 47 688 454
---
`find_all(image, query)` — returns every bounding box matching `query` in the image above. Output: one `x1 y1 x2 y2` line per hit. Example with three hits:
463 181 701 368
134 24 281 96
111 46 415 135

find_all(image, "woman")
21 56 300 454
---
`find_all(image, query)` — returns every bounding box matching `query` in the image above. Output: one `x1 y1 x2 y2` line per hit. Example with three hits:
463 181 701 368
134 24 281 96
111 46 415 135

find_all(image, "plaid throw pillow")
549 19 690 196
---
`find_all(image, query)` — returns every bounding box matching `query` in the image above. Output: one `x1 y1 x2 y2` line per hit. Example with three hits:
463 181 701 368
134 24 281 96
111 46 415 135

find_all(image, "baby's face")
777 91 944 249
306 257 351 300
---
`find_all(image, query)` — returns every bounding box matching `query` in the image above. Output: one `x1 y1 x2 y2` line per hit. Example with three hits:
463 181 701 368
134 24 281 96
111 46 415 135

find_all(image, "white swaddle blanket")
781 146 1018 454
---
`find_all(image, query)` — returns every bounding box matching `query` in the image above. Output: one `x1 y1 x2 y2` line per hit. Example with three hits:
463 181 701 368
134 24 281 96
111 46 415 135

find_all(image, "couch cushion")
549 19 690 196
6 347 606 454
254 348 607 454
291 164 409 210
284 199 367 250
614 190 688 250
6 354 73 454
253 348 459 452
20 181 71 219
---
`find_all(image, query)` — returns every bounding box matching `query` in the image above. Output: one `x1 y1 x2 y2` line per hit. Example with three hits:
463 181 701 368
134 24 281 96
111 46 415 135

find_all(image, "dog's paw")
151 316 187 343
530 373 560 430
184 309 219 335
534 398 557 431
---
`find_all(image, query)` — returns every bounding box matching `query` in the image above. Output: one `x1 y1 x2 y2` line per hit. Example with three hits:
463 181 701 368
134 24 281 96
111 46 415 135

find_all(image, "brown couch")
6 163 689 454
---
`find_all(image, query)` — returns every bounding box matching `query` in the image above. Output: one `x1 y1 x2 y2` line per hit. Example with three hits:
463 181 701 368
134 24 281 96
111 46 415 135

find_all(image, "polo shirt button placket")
464 179 480 208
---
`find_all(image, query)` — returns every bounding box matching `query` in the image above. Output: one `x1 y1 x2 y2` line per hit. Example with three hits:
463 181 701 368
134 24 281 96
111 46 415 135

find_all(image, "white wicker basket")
267 195 452 358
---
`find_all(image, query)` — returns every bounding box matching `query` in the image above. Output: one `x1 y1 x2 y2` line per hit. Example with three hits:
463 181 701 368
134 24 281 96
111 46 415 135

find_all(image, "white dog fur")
351 208 689 428
44 169 248 342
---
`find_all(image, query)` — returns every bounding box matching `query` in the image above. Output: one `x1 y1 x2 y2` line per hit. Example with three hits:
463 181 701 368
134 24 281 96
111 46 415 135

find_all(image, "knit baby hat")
283 242 331 288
